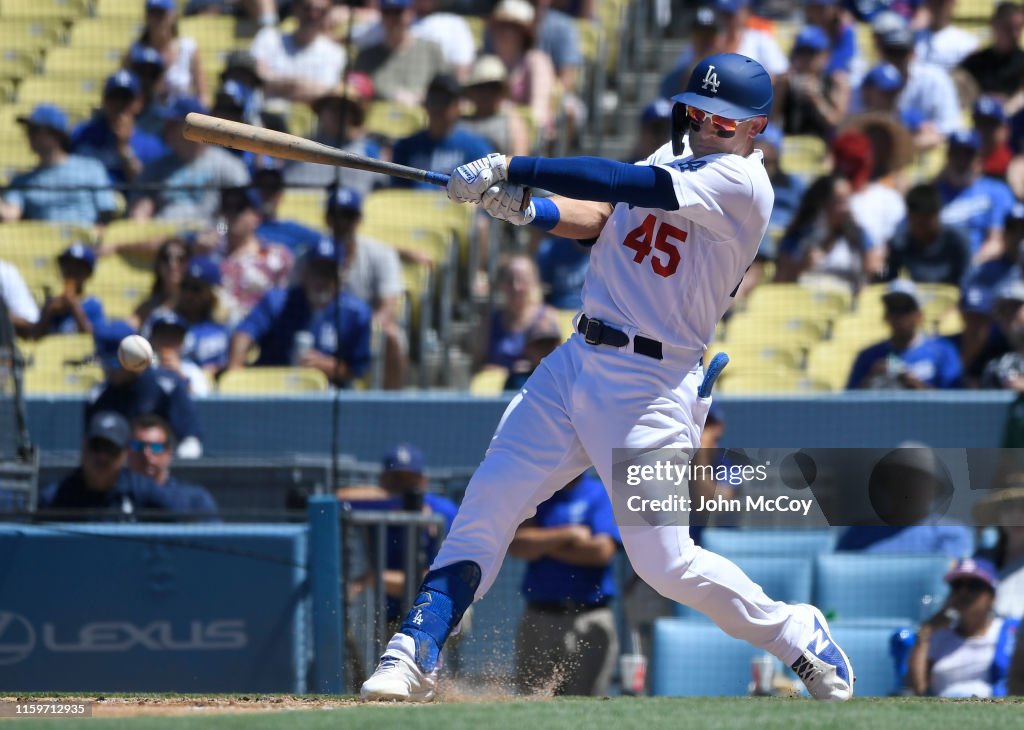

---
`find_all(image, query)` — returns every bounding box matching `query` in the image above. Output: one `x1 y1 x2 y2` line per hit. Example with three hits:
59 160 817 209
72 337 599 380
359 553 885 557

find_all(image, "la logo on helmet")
701 65 720 94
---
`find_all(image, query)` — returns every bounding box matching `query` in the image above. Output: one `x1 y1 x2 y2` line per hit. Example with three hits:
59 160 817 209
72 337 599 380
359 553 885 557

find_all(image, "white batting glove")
447 153 508 204
482 183 535 226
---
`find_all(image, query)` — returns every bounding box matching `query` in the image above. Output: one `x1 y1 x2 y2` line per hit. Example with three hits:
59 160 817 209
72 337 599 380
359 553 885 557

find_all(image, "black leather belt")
577 314 663 360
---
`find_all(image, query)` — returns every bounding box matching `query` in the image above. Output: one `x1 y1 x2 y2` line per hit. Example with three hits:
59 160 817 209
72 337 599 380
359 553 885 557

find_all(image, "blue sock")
399 561 481 672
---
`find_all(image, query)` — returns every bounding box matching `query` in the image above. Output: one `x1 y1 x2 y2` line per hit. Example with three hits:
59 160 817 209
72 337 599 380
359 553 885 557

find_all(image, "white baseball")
118 334 154 372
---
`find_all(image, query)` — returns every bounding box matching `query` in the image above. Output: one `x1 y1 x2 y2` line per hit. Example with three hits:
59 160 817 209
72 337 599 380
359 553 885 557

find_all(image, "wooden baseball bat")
182 112 451 187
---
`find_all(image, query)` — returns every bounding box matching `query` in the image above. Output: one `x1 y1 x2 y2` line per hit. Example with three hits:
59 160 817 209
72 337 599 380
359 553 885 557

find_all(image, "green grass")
10 696 1024 730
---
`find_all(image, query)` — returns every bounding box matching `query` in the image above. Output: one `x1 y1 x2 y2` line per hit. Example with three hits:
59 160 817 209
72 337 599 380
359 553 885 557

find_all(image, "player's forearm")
508 157 679 210
547 535 616 567
548 196 613 240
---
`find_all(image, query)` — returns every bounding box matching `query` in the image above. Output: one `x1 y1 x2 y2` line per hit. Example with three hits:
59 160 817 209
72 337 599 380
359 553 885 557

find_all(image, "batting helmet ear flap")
671 103 688 156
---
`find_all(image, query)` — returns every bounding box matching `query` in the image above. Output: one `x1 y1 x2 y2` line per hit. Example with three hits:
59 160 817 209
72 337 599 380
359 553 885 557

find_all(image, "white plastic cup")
751 653 776 696
619 653 647 695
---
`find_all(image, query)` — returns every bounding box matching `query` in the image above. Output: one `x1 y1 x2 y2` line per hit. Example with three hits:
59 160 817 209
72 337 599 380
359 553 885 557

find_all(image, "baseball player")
361 53 854 702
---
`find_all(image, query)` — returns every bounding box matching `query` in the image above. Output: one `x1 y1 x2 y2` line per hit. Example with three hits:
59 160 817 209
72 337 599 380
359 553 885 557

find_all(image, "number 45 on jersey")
622 215 687 278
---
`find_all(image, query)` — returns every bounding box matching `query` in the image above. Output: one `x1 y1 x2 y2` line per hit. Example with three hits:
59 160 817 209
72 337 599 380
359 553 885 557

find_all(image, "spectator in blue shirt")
847 280 963 389
128 414 219 520
38 411 177 521
31 243 105 338
391 73 493 189
807 0 860 77
227 237 372 387
127 44 170 137
72 70 167 184
142 308 211 397
176 256 230 376
510 472 621 696
0 105 118 225
935 129 1016 262
536 236 590 311
87 320 204 458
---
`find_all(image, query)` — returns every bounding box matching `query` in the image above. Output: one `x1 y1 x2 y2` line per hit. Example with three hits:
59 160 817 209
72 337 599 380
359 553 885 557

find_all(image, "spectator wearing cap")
353 0 448 107
908 558 1020 697
980 279 1024 390
847 280 962 389
143 308 210 396
659 5 723 99
129 413 219 519
325 187 405 389
914 0 978 70
775 174 877 291
282 72 387 194
127 0 208 104
0 105 118 225
510 470 620 696
806 0 861 79
72 71 168 185
484 0 557 140
772 25 849 138
883 183 971 286
127 44 171 137
130 97 250 221
935 129 1016 262
713 0 788 77
38 411 177 521
87 320 204 458
176 256 231 376
503 310 563 390
250 0 345 105
391 73 494 189
972 97 1014 179
870 16 962 143
457 55 532 158
831 130 906 253
959 1 1024 100
31 243 105 339
250 158 324 253
0 258 40 339
858 61 906 118
336 443 459 628
211 80 257 129
219 50 282 132
216 187 295 321
228 237 372 387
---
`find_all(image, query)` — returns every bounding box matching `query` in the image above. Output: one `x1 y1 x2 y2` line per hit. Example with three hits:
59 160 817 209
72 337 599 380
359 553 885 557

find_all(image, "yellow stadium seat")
806 341 861 392
0 0 88 18
716 369 829 395
363 189 473 245
287 102 315 138
278 189 328 231
44 46 124 77
98 219 198 254
830 313 888 350
365 101 426 142
744 283 853 321
723 311 828 350
0 52 36 83
89 256 153 320
470 367 509 395
23 364 103 394
781 135 829 180
30 333 96 371
937 308 963 337
68 18 144 49
93 0 145 17
218 367 329 394
0 221 92 257
15 77 106 122
361 224 453 266
180 16 241 54
553 308 578 341
953 0 996 22
706 340 804 372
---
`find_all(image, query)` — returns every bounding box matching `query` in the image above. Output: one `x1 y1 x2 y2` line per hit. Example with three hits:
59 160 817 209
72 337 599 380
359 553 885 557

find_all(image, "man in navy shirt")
128 414 218 520
509 472 621 696
391 73 493 190
31 243 105 337
847 280 962 389
38 411 176 521
227 237 372 387
71 70 167 184
87 321 204 457
884 183 971 286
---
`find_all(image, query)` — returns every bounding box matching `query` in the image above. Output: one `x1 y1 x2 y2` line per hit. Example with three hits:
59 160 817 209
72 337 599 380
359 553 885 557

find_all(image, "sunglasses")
949 578 990 593
130 439 169 455
686 106 756 138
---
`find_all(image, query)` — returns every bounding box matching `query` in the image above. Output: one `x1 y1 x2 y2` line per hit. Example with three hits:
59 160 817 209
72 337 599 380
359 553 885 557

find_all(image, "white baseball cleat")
790 605 854 701
360 634 437 702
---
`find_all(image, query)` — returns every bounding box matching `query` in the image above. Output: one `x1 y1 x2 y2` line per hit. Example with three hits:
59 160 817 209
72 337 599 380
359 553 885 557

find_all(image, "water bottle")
292 331 314 365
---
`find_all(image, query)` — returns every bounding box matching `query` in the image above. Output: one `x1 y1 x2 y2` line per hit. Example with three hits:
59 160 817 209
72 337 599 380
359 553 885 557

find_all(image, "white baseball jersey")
581 139 774 350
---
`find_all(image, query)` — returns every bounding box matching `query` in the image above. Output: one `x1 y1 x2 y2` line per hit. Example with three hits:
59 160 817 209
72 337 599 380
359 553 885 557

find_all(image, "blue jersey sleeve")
236 288 284 341
83 296 105 328
935 339 964 389
988 182 1015 232
508 156 679 210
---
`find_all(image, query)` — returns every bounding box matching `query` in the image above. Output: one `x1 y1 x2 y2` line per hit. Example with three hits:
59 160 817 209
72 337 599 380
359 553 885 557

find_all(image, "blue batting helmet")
670 53 773 154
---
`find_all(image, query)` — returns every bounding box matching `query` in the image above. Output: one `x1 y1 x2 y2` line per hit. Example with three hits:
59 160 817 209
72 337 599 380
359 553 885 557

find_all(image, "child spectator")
32 244 105 338
143 308 210 396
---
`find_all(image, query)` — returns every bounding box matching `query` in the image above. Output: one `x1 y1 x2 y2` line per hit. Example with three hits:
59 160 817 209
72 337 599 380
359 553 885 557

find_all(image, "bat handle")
424 171 451 187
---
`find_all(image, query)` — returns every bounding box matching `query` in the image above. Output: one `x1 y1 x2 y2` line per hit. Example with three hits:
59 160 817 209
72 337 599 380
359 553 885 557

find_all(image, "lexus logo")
0 611 35 665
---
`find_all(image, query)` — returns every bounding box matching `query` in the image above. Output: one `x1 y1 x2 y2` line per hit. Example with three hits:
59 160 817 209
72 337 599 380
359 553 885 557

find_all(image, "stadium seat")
469 367 508 396
701 528 837 557
744 283 852 320
805 341 860 391
715 369 830 394
93 0 145 17
553 308 578 341
675 555 813 619
15 77 108 122
953 0 996 22
705 341 804 373
830 312 888 351
30 333 96 370
0 0 88 18
828 622 906 697
781 135 828 181
365 101 426 142
814 553 950 623
651 618 760 696
218 367 329 394
44 46 124 77
363 189 475 257
277 189 328 231
23 364 102 394
360 224 454 267
88 256 153 320
67 18 144 50
724 312 828 350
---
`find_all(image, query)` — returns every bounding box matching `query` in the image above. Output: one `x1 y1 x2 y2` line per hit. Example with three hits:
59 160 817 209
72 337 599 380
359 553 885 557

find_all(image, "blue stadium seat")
829 622 906 697
652 618 759 696
701 528 837 557
815 554 950 622
675 555 813 619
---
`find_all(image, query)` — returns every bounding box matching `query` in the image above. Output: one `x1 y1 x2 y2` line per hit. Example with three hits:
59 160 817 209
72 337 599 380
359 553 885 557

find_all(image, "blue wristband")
529 196 560 231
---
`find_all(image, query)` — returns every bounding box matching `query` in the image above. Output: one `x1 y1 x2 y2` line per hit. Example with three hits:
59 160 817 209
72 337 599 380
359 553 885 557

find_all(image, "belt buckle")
583 317 603 345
